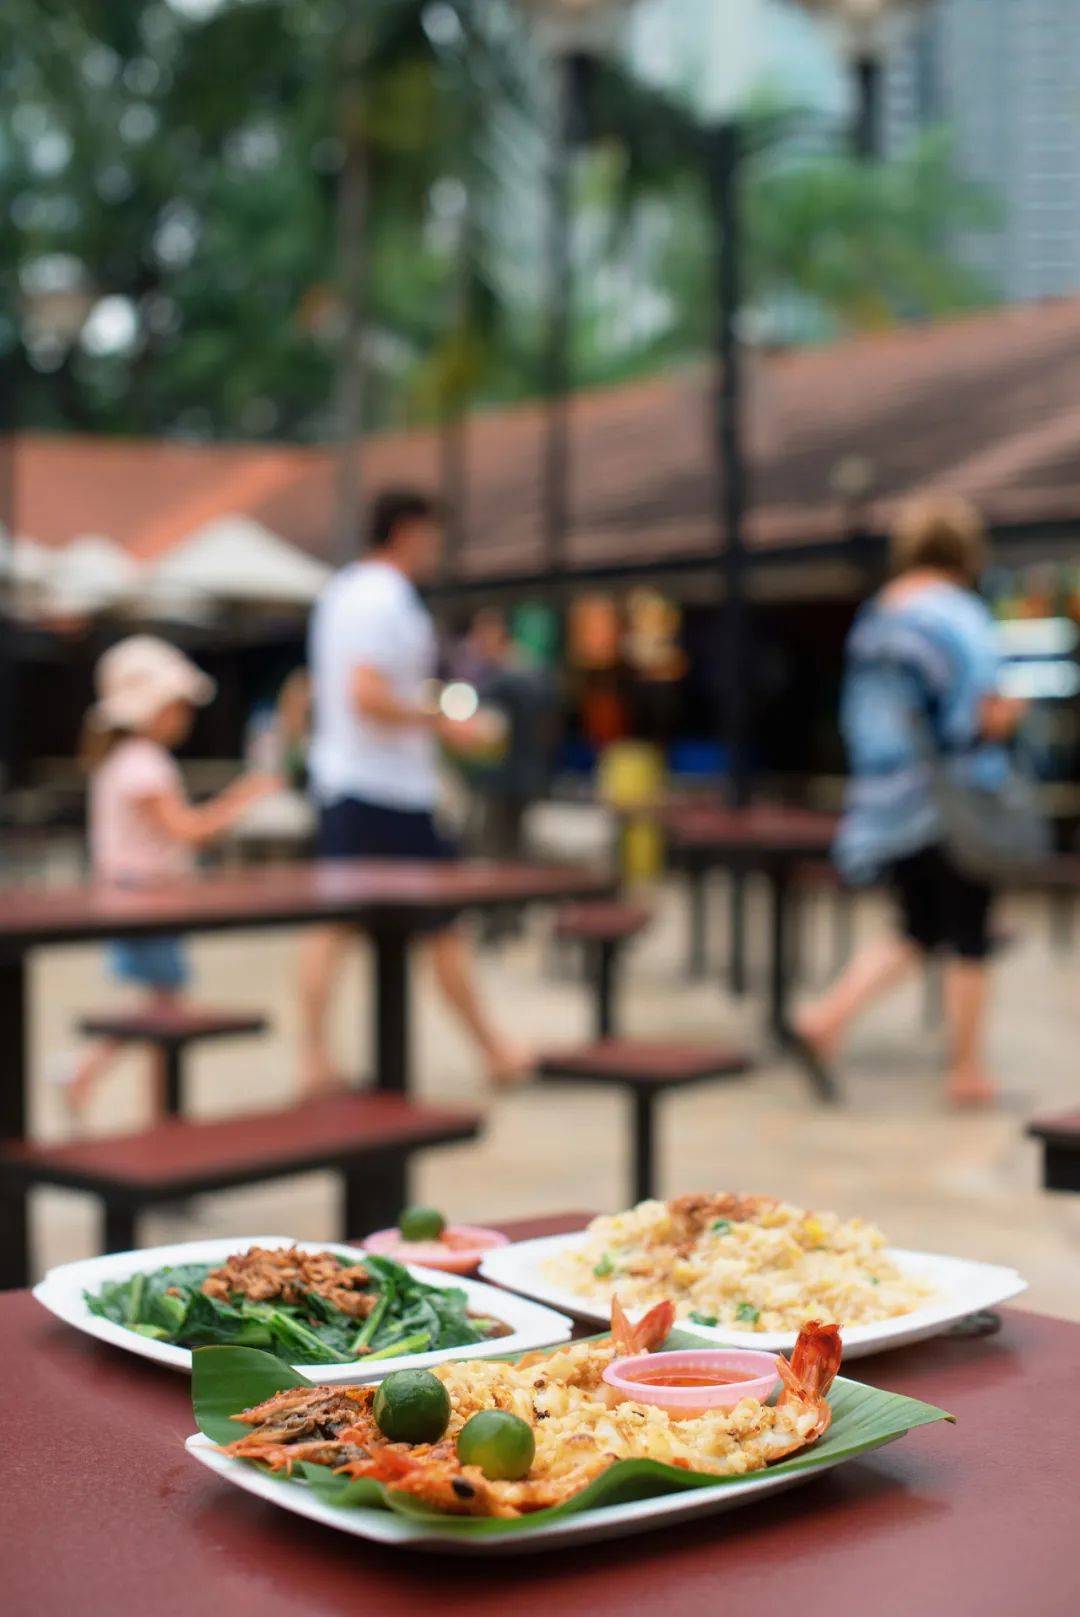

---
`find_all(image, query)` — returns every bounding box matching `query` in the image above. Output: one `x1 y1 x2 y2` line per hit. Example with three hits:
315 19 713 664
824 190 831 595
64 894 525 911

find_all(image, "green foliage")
1 1 997 444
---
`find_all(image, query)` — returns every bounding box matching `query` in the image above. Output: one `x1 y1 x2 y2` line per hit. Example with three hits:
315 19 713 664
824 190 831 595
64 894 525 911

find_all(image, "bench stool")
538 1039 751 1202
553 902 651 1037
77 1006 268 1117
0 1092 481 1287
1027 1111 1080 1194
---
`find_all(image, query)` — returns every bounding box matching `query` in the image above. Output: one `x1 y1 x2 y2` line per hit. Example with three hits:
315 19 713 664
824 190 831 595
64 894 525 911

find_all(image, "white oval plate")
479 1232 1026 1360
33 1234 572 1379
185 1428 849 1555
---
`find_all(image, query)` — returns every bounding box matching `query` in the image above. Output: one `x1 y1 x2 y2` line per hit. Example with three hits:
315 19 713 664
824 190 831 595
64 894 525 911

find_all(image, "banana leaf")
192 1333 953 1538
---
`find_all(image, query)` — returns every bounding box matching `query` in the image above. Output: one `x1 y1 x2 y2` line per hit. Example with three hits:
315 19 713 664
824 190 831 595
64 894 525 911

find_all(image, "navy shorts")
316 798 458 935
316 797 457 863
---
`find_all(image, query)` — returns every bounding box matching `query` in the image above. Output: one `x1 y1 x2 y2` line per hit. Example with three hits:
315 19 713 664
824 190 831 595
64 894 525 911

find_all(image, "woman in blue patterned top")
793 497 1024 1107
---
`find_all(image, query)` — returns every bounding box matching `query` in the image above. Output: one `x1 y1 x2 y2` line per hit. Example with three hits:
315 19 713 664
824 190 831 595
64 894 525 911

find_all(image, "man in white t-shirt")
298 490 527 1093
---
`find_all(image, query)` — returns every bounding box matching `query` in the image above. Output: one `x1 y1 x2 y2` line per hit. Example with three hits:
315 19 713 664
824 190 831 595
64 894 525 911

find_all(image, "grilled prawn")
222 1301 842 1518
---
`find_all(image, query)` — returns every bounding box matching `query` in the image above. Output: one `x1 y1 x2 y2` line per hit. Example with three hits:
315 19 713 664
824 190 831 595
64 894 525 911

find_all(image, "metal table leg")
0 953 29 1289
370 927 410 1219
595 940 617 1038
343 1155 409 1239
728 868 747 996
630 1088 657 1203
687 867 708 979
373 929 410 1096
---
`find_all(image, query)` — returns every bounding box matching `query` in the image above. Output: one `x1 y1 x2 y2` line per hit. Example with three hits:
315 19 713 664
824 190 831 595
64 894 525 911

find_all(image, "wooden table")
0 861 612 1277
663 804 837 1035
5 1210 1078 1617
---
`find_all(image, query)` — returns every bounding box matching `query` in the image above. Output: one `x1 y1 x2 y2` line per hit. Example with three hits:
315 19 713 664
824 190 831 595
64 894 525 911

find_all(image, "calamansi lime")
398 1206 447 1242
456 1409 535 1480
372 1369 451 1444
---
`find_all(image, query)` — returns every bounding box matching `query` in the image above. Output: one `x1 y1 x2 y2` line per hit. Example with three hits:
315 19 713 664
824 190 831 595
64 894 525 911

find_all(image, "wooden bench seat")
553 901 651 1037
0 1092 481 1270
538 1038 751 1201
76 1006 269 1117
1027 1111 1080 1193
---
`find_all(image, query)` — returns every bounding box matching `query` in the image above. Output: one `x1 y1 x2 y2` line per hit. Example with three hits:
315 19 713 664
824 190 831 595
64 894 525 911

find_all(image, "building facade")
883 0 1080 302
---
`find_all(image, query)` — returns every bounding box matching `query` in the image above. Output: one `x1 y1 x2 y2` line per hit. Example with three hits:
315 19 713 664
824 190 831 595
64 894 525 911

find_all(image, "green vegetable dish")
85 1244 509 1365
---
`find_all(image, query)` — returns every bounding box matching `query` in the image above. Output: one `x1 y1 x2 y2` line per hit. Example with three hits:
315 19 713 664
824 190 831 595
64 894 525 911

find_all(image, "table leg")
0 1183 29 1290
595 940 616 1039
0 953 30 1290
767 866 789 1038
342 1156 408 1239
103 1202 138 1255
728 869 747 996
686 867 707 979
630 1090 657 1202
373 929 410 1094
163 1045 183 1118
0 953 27 1141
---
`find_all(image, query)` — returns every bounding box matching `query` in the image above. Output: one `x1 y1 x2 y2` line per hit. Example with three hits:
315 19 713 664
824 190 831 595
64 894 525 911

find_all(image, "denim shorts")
106 935 190 991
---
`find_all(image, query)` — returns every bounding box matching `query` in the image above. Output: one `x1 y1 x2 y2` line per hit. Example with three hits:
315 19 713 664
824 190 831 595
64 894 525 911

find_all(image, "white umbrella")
1 536 57 617
145 515 332 608
45 534 141 615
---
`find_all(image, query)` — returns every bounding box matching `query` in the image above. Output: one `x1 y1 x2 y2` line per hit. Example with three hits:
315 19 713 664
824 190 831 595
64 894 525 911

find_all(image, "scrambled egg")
544 1193 932 1332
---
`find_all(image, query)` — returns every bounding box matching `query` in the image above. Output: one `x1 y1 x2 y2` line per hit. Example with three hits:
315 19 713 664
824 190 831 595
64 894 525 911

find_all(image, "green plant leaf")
192 1338 953 1537
192 1346 312 1444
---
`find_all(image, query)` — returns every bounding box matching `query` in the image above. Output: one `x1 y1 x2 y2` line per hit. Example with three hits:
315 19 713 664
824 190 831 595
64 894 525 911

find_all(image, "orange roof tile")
10 296 1080 582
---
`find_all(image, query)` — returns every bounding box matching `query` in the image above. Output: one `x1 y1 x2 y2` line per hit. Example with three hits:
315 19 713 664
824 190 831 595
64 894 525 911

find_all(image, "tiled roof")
11 296 1080 581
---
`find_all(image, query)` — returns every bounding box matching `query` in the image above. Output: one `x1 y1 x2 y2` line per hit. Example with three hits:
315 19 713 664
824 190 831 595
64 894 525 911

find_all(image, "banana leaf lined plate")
33 1235 572 1379
479 1233 1026 1361
183 1334 952 1555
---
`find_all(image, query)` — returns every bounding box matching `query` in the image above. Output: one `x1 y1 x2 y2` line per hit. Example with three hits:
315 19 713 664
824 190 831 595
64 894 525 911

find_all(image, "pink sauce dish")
362 1225 509 1275
603 1348 782 1419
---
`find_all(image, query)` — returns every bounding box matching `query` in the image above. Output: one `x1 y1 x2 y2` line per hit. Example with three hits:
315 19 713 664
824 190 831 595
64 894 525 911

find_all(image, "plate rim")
183 1428 853 1554
32 1233 573 1378
478 1230 1027 1355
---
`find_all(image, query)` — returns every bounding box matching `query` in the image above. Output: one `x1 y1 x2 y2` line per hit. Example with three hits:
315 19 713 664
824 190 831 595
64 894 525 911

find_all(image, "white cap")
90 635 216 730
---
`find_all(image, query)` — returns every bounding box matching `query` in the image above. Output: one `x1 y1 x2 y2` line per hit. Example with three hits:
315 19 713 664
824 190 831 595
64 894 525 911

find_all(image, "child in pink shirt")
65 636 277 1119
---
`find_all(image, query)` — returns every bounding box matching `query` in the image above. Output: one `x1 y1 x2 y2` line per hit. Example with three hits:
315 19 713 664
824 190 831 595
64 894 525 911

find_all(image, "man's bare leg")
943 958 996 1106
428 925 531 1087
297 925 351 1096
793 933 922 1062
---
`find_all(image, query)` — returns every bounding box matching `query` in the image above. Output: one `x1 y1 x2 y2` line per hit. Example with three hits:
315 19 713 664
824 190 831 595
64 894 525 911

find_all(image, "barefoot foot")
946 1070 998 1110
484 1040 534 1091
298 1055 349 1101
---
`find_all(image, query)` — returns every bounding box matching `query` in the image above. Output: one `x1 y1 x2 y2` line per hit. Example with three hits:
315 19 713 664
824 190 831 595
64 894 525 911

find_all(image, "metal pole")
541 53 580 576
853 53 881 160
333 22 369 564
709 119 750 809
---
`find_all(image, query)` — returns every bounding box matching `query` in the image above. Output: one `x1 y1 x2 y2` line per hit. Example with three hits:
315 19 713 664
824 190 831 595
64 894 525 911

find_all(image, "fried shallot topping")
202 1245 377 1318
664 1192 779 1245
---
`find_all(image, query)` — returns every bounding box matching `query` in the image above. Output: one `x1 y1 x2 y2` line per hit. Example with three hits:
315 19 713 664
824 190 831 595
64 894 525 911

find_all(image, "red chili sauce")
627 1366 753 1389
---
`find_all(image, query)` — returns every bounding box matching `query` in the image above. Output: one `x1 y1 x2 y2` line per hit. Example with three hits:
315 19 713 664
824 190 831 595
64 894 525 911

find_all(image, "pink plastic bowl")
603 1348 781 1418
362 1225 509 1274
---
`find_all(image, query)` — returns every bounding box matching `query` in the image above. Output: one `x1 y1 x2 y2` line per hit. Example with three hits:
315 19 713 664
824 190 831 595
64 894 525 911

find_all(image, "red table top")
0 859 613 949
662 803 838 858
6 1212 1078 1617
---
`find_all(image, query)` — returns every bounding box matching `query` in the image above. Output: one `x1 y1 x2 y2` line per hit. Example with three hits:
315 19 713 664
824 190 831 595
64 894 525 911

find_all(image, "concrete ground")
23 877 1080 1319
